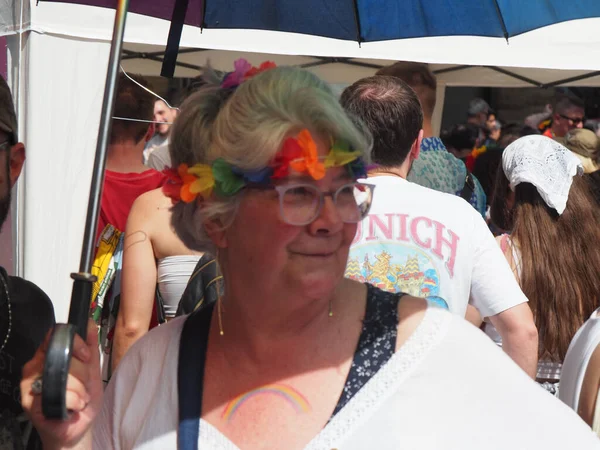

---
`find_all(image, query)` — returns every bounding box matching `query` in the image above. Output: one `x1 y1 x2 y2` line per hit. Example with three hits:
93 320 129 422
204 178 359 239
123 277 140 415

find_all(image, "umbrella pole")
41 0 130 420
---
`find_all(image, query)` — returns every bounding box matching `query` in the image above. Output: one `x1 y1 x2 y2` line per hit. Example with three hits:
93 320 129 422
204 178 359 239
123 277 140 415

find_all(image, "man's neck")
422 118 434 139
368 166 408 180
106 142 148 174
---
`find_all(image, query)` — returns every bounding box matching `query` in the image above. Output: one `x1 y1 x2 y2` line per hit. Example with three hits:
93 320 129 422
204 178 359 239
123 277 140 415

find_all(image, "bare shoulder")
132 187 170 210
396 295 429 351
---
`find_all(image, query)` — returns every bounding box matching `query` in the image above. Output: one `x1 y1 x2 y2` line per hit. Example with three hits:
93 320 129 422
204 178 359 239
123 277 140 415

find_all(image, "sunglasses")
558 113 586 126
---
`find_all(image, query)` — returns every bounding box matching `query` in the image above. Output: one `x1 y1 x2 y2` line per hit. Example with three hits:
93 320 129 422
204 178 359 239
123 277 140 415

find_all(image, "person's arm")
469 214 538 378
488 303 538 378
111 195 158 372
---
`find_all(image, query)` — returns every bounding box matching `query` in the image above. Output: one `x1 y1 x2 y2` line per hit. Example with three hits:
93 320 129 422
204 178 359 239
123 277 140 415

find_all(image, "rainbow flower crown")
163 129 366 204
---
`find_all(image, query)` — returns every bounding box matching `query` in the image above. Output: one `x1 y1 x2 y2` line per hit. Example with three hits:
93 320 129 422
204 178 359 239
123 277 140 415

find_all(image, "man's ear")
411 129 424 161
9 143 25 188
204 217 228 249
144 123 156 142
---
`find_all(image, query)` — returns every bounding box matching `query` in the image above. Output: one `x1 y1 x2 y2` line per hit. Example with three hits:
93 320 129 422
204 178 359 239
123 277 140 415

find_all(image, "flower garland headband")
163 129 366 204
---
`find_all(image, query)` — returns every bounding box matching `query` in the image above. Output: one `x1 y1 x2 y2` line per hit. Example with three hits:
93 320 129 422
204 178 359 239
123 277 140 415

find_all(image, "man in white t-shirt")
340 75 539 378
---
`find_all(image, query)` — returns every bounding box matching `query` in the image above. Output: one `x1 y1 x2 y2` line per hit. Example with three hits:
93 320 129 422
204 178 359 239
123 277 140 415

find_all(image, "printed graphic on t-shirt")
348 213 462 310
347 245 440 297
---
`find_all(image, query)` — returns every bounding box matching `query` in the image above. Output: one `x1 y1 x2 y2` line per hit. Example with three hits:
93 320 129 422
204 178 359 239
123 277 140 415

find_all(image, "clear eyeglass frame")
252 181 375 226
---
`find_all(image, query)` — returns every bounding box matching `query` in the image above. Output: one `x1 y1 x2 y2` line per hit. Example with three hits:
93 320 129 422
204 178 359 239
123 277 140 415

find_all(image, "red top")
96 169 167 242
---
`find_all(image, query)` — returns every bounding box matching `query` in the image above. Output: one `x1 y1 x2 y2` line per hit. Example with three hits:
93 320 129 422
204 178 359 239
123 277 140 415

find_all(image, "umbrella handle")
41 324 76 419
41 275 95 419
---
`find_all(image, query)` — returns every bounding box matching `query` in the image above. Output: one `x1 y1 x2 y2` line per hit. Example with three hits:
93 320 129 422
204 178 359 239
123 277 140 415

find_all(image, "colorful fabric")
407 137 487 217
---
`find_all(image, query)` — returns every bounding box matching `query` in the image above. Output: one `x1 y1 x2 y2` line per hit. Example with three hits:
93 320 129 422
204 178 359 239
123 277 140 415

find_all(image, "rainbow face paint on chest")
221 383 311 423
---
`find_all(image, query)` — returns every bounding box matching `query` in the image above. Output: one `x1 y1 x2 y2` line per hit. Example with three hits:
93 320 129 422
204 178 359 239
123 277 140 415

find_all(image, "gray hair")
468 98 490 116
170 66 371 253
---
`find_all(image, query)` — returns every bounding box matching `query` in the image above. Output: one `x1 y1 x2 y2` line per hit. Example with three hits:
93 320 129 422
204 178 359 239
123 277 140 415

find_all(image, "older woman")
21 65 599 449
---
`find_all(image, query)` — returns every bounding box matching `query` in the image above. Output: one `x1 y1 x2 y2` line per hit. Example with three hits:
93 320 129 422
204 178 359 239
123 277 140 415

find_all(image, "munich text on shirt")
353 213 460 277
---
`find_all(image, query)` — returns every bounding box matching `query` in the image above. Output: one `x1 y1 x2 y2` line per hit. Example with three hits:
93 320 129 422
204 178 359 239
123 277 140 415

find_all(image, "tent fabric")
42 0 600 41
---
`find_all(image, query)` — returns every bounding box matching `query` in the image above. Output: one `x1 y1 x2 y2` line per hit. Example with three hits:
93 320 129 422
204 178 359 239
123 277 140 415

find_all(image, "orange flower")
244 61 277 80
289 129 325 180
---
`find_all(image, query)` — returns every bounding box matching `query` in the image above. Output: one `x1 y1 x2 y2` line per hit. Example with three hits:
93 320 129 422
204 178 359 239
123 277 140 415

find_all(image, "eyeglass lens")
278 183 373 226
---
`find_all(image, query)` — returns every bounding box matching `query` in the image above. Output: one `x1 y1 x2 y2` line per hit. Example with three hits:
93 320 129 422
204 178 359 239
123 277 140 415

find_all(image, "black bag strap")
460 171 476 201
177 302 214 449
155 284 167 325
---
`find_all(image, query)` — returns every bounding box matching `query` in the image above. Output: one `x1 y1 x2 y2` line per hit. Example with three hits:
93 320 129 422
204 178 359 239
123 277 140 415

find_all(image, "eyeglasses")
558 114 586 125
250 181 375 226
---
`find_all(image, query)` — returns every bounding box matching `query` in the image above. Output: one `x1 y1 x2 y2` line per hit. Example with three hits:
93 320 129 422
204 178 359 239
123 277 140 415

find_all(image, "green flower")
212 158 245 196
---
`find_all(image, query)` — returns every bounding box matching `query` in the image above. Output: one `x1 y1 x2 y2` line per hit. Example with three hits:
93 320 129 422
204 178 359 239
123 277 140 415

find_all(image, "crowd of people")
1 59 600 449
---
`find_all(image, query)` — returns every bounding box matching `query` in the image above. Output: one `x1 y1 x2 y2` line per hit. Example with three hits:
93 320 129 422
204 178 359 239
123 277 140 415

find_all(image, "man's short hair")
554 93 585 115
340 75 423 168
111 73 154 144
375 62 436 118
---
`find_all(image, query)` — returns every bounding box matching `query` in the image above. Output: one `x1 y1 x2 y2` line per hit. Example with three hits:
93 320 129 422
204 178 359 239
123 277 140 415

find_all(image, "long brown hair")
491 172 600 362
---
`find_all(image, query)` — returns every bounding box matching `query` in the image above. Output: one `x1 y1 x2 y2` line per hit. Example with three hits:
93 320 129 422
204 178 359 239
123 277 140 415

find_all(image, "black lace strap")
331 284 402 417
177 302 214 450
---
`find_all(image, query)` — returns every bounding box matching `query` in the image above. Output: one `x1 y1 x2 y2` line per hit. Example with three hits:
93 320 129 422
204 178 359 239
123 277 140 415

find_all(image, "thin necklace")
0 272 12 353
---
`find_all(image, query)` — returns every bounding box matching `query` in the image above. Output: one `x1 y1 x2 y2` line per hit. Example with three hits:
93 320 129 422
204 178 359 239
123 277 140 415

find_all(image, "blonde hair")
170 66 371 253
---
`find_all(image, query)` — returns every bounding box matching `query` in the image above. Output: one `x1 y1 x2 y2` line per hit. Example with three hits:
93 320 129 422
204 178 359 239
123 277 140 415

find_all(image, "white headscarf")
502 135 583 215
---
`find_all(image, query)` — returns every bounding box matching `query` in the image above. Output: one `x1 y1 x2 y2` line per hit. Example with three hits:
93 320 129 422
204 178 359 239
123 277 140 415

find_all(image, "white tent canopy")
2 1 600 320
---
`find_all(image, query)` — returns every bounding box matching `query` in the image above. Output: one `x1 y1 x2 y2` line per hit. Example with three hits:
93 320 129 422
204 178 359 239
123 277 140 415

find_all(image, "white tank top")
157 255 201 317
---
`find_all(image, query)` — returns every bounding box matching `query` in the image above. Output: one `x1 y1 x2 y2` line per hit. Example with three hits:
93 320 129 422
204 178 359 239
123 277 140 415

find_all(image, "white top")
157 255 201 318
559 308 600 412
347 176 527 318
93 306 599 449
143 134 168 164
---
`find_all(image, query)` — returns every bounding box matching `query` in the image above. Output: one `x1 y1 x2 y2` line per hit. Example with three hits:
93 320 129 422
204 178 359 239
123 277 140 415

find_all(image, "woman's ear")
204 217 228 249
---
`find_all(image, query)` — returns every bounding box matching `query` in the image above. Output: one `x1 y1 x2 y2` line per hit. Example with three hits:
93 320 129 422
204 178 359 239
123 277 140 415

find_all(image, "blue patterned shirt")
407 137 487 217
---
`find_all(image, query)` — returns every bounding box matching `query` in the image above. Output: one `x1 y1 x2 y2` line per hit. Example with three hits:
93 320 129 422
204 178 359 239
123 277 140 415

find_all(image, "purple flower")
221 58 253 89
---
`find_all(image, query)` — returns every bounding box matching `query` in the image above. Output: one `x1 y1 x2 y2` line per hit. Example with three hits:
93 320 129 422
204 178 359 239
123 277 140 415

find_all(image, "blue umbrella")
42 0 600 76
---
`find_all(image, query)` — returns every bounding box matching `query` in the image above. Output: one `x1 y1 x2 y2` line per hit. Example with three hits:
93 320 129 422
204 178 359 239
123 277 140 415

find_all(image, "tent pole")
41 0 130 420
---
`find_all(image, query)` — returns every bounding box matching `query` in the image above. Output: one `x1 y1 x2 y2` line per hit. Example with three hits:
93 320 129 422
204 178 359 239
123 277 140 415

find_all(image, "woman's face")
219 136 358 299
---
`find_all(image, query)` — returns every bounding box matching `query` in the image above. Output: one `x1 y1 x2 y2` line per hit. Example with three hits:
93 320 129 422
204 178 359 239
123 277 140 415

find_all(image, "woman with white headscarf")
490 135 600 395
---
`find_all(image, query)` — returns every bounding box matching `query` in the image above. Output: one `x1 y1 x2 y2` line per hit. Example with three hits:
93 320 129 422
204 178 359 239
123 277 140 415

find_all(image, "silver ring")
31 377 43 395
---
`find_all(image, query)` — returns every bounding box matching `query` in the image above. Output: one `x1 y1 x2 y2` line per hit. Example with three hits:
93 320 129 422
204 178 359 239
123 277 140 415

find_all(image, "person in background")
467 98 491 128
543 94 585 139
110 81 224 371
21 64 600 450
442 123 481 161
485 119 502 146
376 62 487 217
490 135 600 395
341 75 538 379
97 74 167 242
0 75 55 449
561 128 600 204
143 96 178 164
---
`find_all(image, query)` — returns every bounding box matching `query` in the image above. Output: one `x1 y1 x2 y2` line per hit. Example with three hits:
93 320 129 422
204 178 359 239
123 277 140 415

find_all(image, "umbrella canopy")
41 0 600 41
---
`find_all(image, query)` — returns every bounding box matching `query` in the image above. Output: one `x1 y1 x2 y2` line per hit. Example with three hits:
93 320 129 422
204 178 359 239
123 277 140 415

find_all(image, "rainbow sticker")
222 383 311 423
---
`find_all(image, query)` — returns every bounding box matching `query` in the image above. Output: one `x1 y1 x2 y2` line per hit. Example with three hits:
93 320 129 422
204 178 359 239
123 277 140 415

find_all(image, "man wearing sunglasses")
0 75 55 449
544 94 585 139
